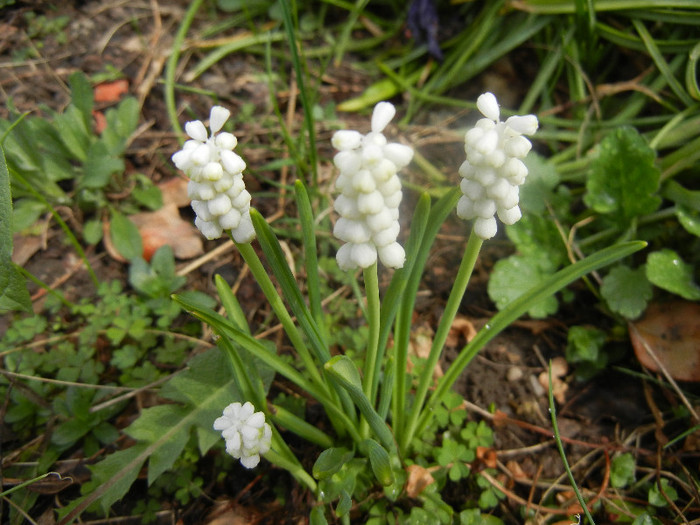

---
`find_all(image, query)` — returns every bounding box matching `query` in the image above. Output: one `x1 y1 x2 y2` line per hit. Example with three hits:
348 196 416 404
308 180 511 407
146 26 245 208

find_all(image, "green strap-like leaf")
410 240 647 447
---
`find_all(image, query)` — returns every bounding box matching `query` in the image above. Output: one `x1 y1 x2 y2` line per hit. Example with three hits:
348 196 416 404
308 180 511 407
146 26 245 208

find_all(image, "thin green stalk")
165 0 205 141
294 180 323 328
399 230 483 454
360 262 380 438
279 0 319 186
13 264 74 308
11 171 98 288
235 240 325 388
333 0 370 66
266 434 318 492
410 241 646 447
362 262 380 402
633 18 694 108
549 364 596 524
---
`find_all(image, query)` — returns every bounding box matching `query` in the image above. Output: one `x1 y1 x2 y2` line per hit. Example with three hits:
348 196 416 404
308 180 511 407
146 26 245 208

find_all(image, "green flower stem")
165 0 205 140
362 263 381 402
549 364 596 524
266 433 317 493
235 240 325 389
411 240 647 448
399 229 483 454
270 403 334 449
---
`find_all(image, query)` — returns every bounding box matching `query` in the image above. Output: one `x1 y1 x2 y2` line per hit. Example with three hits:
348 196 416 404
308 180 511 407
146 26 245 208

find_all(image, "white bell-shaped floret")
476 92 500 121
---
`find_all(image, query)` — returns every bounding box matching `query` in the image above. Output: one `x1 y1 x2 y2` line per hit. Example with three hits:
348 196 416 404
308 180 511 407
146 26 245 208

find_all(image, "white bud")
219 207 242 229
477 92 500 121
332 130 362 151
373 221 400 247
334 150 362 174
208 194 232 216
357 191 384 214
351 243 377 268
504 136 532 158
382 143 413 168
185 120 208 142
209 106 230 134
203 162 224 181
456 195 476 220
232 213 256 243
216 132 237 150
474 216 498 240
384 189 403 209
505 114 538 136
474 199 496 219
352 170 376 193
498 205 522 225
371 101 396 133
378 242 405 269
220 150 246 174
195 217 223 240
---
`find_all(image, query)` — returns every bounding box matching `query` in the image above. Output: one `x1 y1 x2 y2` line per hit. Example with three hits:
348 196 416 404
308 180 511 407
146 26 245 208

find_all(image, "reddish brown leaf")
94 79 129 103
630 301 700 382
129 204 203 261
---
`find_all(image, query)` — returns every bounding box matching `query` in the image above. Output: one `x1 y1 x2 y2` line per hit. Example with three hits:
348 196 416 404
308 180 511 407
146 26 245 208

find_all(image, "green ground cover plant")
1 0 699 523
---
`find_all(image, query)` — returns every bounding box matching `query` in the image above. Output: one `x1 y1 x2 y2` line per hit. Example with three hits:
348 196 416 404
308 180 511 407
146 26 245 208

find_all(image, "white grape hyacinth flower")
457 92 538 240
171 106 255 242
213 402 272 469
332 101 413 270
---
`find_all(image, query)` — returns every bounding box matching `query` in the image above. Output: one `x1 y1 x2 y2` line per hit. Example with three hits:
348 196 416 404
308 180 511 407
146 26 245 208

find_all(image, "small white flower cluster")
213 402 272 469
457 92 538 240
332 102 414 270
172 106 255 242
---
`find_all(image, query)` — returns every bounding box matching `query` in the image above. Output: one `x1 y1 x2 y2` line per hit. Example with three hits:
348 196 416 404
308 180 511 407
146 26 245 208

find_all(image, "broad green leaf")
60 348 240 522
610 452 636 489
109 211 142 261
584 127 661 225
505 215 567 269
601 265 652 319
676 206 700 237
69 71 94 130
646 249 700 300
0 146 31 312
520 153 560 214
82 141 124 189
313 447 354 480
488 255 558 318
83 219 103 244
126 404 190 484
102 97 139 156
648 478 678 507
632 515 663 525
566 325 606 365
53 105 91 162
365 439 394 486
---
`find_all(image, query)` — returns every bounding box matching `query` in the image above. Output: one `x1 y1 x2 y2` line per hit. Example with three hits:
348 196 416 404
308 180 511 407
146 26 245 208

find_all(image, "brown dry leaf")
12 233 45 266
446 315 477 347
476 446 498 469
94 79 129 103
129 204 203 261
538 356 569 403
405 464 435 498
408 323 443 377
206 500 260 525
505 460 529 480
159 177 191 207
630 301 700 382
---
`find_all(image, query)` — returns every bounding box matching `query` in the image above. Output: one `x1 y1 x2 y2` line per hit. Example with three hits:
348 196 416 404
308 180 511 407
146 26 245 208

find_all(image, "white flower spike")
172 106 255 243
332 101 413 270
213 402 272 469
457 92 538 239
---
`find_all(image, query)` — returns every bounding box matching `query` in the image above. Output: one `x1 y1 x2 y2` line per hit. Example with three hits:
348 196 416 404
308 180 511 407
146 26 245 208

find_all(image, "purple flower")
407 0 443 61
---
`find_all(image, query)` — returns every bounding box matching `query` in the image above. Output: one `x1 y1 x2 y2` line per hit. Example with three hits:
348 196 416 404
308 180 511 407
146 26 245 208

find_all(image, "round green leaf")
646 249 700 300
